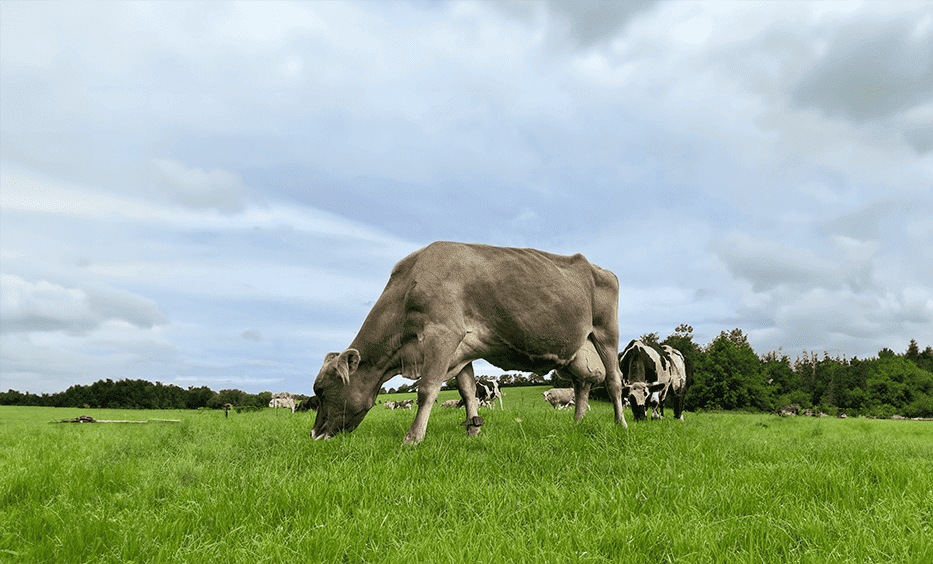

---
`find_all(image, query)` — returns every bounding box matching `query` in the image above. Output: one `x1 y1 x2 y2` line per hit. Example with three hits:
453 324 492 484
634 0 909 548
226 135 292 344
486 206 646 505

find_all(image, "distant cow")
440 399 460 408
269 395 297 412
618 340 688 421
311 242 627 445
384 399 414 410
457 380 504 409
476 379 504 410
542 388 575 410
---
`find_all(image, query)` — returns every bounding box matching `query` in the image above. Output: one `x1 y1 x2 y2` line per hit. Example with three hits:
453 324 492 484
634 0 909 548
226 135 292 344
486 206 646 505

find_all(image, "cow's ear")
342 349 360 373
620 385 632 397
335 349 360 385
324 352 341 362
649 382 667 393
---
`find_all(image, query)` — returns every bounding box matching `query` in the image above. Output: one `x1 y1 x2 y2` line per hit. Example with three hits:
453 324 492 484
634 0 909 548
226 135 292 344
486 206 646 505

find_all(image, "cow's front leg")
455 363 483 437
404 383 442 445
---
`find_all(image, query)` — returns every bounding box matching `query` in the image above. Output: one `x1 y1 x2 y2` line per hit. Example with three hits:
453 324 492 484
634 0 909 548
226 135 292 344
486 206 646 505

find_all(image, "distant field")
2 386 931 563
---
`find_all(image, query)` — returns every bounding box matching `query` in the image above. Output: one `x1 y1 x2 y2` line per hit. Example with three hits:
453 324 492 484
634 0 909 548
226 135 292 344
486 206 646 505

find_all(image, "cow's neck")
346 288 419 390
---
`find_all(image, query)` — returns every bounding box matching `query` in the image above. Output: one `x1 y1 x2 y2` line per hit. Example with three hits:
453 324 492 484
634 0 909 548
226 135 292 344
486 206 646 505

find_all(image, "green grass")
2 387 931 563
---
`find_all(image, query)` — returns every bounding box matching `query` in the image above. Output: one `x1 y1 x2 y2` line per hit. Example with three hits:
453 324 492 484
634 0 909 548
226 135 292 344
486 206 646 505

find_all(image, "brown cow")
311 242 627 444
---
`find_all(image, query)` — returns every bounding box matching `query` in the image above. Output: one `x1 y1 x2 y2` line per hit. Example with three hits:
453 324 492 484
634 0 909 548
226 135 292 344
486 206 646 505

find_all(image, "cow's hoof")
460 415 484 427
460 415 484 436
402 435 422 445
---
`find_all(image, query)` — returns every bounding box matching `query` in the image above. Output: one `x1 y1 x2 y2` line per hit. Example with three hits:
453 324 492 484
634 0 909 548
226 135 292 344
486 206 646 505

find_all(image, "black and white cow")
617 340 688 421
454 380 504 409
653 345 687 420
476 379 504 410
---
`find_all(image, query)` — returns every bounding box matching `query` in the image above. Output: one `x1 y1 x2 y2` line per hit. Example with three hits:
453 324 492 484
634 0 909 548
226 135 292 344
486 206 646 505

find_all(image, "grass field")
2 386 931 563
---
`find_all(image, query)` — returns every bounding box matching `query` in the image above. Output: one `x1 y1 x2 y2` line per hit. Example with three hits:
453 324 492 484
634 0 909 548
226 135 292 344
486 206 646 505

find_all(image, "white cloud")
140 159 246 213
220 2 325 44
0 273 164 335
671 13 713 46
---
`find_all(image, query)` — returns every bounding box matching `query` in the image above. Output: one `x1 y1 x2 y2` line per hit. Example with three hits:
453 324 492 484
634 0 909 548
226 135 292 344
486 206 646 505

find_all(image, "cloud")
494 0 660 50
791 17 933 124
0 273 164 335
139 159 246 213
716 231 882 294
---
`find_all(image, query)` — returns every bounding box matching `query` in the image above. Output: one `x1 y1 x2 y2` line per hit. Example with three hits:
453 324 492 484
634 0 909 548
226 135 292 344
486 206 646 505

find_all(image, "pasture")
1 386 931 563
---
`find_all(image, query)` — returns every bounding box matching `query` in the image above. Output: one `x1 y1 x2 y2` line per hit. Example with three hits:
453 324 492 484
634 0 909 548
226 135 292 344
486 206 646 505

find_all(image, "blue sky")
2 1 931 396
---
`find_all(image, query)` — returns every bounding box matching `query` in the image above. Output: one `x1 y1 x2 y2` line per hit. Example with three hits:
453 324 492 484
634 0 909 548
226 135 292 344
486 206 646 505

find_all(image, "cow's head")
310 349 373 439
624 381 666 421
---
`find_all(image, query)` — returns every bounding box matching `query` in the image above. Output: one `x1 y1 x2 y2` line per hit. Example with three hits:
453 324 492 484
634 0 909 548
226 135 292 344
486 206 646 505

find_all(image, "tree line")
4 326 932 417
0 379 299 411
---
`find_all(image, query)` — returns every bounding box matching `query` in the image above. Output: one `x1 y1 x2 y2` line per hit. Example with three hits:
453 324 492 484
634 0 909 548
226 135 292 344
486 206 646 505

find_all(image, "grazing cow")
311 242 627 444
269 392 298 412
541 388 590 412
477 379 504 410
542 388 575 410
384 399 414 410
658 345 688 420
459 380 505 409
618 340 689 421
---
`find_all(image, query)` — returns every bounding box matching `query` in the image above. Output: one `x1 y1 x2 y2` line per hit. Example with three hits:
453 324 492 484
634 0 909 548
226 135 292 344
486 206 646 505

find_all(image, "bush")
777 390 811 411
903 393 933 418
872 404 900 419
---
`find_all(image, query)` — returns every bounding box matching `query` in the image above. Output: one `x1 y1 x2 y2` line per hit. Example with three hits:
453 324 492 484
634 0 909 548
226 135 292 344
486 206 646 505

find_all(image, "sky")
2 1 932 397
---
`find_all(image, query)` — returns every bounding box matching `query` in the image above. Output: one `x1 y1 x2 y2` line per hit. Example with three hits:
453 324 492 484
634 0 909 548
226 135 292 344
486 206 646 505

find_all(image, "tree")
208 389 248 409
662 324 700 359
693 329 769 411
186 386 215 409
920 346 933 373
639 332 661 347
905 339 920 364
761 349 806 408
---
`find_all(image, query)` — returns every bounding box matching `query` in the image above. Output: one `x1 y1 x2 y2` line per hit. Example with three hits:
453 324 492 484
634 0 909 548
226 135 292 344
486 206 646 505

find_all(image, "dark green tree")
692 329 769 411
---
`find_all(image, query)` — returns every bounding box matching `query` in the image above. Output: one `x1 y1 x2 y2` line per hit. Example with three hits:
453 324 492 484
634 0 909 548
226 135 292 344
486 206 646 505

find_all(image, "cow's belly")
483 350 570 373
453 326 576 374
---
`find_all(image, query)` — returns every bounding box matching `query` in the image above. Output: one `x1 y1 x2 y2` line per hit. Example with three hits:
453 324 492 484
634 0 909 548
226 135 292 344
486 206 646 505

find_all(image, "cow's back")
619 340 669 384
399 242 615 373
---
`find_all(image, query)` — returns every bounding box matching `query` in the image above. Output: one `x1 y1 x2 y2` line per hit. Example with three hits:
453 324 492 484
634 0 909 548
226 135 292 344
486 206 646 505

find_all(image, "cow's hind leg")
674 384 686 421
589 330 627 428
455 363 483 437
562 337 605 421
572 379 592 422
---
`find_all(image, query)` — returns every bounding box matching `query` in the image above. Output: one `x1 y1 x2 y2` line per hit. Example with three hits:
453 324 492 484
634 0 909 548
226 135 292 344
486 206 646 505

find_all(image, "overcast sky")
2 1 931 396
